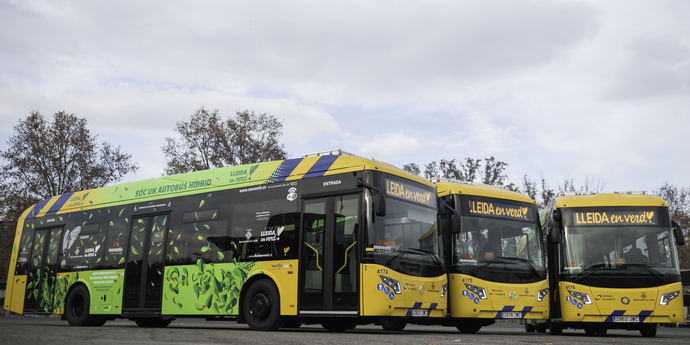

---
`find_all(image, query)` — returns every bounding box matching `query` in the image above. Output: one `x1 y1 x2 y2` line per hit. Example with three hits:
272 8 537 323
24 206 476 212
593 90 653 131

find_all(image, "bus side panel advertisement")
360 264 447 318
52 270 125 315
558 281 684 323
161 259 298 316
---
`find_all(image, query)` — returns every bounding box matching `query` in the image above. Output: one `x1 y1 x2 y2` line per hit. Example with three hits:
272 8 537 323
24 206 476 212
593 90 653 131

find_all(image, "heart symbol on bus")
646 211 654 222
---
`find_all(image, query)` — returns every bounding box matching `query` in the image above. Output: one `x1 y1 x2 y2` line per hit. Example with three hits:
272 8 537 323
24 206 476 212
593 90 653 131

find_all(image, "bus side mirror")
358 178 386 218
376 191 386 217
550 210 562 244
672 221 685 246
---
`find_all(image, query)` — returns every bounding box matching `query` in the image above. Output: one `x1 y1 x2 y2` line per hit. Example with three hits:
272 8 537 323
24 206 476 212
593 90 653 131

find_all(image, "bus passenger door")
24 227 63 313
299 194 359 315
123 214 168 314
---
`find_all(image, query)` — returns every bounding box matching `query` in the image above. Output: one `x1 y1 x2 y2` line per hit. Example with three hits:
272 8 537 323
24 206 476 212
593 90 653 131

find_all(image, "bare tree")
656 183 690 269
163 108 287 174
0 111 137 279
402 163 421 176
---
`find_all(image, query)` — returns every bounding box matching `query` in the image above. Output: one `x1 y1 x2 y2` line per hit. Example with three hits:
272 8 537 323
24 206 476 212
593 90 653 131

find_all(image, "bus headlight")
464 283 487 299
379 275 402 294
441 284 447 298
659 291 679 305
537 288 549 302
567 289 592 304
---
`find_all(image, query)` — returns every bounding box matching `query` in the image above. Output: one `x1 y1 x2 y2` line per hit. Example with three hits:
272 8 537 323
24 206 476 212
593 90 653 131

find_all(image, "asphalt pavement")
0 316 689 345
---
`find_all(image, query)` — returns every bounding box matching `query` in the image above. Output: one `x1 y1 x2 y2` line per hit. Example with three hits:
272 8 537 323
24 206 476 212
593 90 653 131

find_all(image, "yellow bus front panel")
559 281 684 324
450 273 548 320
361 263 447 318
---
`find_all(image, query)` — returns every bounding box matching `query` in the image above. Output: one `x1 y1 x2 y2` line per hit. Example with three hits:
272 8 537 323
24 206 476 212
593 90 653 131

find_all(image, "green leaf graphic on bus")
162 259 255 315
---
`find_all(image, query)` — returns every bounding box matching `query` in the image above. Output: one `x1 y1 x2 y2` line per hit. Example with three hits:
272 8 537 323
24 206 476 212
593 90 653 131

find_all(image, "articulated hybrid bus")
433 181 548 333
4 151 446 330
544 192 685 337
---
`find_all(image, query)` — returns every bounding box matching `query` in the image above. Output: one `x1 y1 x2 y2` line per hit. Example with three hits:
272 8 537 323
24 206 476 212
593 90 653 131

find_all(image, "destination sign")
464 196 536 222
564 207 669 227
384 178 435 207
573 210 656 226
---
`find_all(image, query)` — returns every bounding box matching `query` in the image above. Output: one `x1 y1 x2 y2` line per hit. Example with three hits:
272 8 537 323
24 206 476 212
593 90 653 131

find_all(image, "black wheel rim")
71 294 85 319
249 291 271 321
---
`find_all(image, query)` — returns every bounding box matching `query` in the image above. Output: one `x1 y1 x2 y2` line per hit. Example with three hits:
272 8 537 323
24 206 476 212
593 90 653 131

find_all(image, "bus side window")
104 205 131 269
228 198 298 261
170 219 231 264
14 222 35 275
62 218 107 271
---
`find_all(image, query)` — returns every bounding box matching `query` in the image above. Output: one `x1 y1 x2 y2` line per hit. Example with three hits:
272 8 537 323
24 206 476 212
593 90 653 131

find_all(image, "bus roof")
434 180 535 204
553 192 668 208
23 151 431 219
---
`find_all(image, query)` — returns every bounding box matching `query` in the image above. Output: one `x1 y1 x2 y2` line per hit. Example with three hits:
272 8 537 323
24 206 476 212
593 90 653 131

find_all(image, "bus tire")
134 318 172 328
640 324 657 337
242 279 281 331
65 285 102 327
524 323 536 332
380 317 406 331
456 322 481 334
536 323 548 333
550 323 563 335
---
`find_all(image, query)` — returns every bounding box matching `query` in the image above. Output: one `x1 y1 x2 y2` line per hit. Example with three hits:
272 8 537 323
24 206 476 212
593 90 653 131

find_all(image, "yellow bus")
433 180 548 333
544 192 685 337
4 150 446 330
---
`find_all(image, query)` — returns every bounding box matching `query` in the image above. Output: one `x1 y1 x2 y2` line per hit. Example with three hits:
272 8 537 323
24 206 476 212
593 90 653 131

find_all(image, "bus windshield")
367 186 443 277
562 225 680 275
454 216 543 270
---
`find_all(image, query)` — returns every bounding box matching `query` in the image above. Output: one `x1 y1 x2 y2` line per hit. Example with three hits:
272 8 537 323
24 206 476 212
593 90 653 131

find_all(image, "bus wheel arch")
239 275 282 330
64 283 105 326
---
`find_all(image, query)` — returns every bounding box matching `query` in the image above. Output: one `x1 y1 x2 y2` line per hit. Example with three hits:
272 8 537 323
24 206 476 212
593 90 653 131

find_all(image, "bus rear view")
545 192 685 337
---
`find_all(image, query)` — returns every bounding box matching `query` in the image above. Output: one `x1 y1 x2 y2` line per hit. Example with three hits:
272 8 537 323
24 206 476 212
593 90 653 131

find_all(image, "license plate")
410 309 429 317
501 311 522 319
613 315 639 323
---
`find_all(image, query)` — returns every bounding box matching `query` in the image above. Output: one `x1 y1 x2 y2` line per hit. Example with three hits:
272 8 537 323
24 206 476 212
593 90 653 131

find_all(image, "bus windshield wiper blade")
584 263 608 271
494 256 542 277
395 247 442 266
405 247 436 255
620 263 666 281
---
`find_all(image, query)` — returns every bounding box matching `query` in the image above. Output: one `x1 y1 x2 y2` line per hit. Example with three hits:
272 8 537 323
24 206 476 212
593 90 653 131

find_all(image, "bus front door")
299 194 359 316
123 214 168 314
23 227 63 313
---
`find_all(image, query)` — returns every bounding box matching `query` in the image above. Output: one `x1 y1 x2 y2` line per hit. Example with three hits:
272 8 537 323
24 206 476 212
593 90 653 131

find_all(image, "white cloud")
1 0 689 192
358 131 422 158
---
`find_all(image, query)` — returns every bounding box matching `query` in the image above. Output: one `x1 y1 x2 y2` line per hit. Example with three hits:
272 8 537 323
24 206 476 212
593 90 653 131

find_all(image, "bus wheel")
135 318 172 328
380 318 406 331
524 323 536 332
321 319 357 332
550 323 563 335
243 279 281 331
640 324 657 337
65 285 104 327
584 326 596 336
456 322 481 334
536 323 548 333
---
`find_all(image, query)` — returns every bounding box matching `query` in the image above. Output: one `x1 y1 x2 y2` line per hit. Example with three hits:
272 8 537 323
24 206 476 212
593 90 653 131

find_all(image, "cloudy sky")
1 0 689 193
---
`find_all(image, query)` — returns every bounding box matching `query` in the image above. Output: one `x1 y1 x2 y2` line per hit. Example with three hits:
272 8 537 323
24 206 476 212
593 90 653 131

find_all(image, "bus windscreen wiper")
386 248 442 266
405 247 442 266
584 263 609 270
494 256 542 277
620 263 666 281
